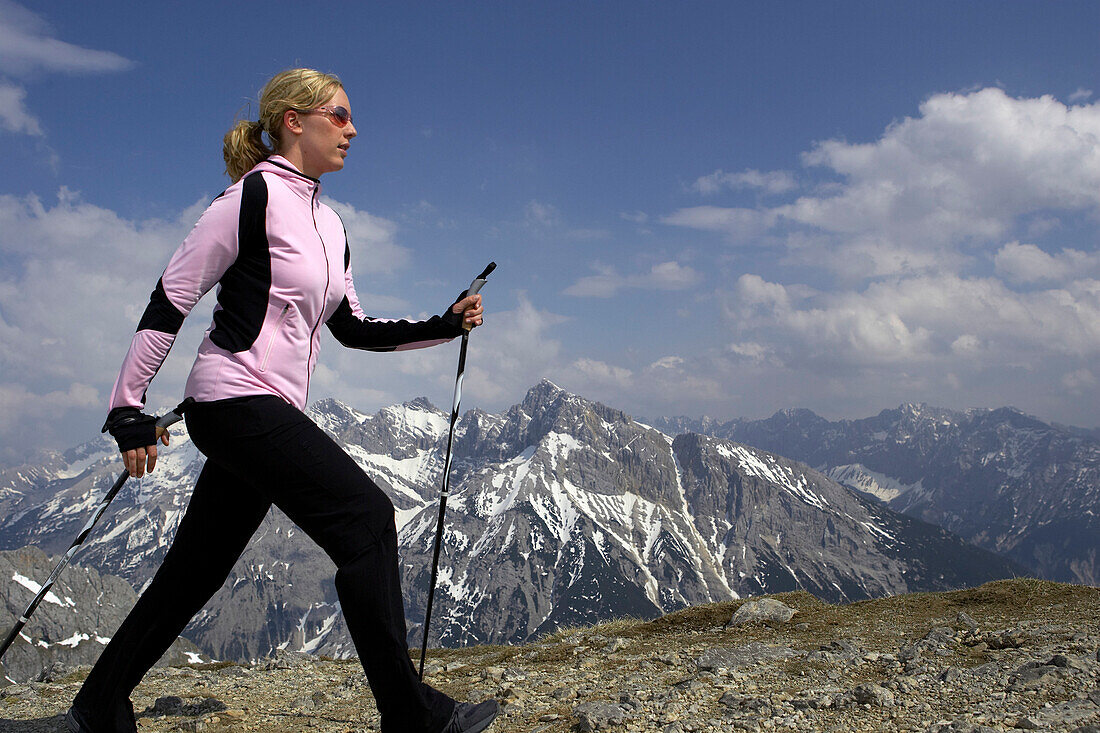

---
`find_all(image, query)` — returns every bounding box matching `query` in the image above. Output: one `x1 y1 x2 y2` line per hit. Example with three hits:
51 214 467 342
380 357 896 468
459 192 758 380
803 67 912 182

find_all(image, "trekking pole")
419 262 495 680
0 398 194 663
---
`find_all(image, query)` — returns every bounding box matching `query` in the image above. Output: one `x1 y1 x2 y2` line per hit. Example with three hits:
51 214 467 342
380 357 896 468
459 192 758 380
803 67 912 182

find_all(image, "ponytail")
223 120 272 183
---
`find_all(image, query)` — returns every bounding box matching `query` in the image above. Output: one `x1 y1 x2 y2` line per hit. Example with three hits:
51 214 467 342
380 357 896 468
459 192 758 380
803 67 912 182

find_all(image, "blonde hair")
222 68 343 182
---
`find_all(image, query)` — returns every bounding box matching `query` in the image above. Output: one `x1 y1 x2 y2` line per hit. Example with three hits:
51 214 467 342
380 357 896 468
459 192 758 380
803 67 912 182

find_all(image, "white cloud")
554 353 725 420
564 260 701 298
0 80 41 135
788 89 1100 250
660 206 776 241
565 358 634 389
566 228 611 241
1062 369 1096 391
723 272 1100 367
0 382 100 445
0 190 211 458
0 189 204 391
324 197 408 275
524 200 559 228
0 1 133 76
582 89 1100 426
692 168 796 195
1069 88 1094 103
0 2 132 145
667 88 1100 279
993 241 1100 285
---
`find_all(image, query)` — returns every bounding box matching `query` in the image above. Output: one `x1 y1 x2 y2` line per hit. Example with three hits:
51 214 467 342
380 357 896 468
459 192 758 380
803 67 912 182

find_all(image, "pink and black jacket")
107 156 463 418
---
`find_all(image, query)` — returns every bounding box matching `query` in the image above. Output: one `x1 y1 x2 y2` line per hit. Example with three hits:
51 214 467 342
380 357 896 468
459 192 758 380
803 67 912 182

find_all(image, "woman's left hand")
452 293 484 330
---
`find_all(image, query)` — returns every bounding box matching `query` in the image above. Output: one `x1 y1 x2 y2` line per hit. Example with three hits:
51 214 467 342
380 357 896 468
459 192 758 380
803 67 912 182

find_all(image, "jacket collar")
254 155 322 201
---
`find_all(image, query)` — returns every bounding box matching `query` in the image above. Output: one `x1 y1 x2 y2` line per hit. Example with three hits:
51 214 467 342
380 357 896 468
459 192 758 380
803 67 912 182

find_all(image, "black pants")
74 396 454 732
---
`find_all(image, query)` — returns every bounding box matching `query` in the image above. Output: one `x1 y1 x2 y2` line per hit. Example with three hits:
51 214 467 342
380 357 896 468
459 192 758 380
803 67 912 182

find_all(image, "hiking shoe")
64 708 93 733
439 699 500 733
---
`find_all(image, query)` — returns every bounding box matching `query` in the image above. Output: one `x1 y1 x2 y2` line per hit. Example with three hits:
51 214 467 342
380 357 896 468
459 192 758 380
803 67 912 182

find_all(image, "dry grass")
439 578 1100 667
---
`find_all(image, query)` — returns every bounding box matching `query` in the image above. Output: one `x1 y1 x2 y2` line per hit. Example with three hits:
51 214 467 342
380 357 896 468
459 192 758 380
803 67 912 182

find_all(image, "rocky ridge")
2 578 1098 732
0 382 1021 674
651 403 1100 585
0 547 202 685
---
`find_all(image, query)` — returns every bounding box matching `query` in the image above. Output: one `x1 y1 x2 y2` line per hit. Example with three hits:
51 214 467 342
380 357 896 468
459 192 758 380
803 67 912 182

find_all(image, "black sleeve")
326 296 464 352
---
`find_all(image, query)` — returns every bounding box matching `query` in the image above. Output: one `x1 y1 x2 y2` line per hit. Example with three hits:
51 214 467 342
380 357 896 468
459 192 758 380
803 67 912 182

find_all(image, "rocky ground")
1 578 1098 732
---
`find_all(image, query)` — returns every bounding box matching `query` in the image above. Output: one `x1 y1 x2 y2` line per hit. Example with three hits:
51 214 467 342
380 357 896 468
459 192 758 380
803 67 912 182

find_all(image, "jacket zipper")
259 304 290 372
304 186 331 403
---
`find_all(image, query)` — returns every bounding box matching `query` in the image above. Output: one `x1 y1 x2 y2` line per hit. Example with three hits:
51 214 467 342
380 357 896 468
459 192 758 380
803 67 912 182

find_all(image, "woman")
67 68 499 733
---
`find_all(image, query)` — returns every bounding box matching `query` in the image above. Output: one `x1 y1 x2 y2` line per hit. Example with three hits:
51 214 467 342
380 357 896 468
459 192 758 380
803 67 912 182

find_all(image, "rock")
921 626 955 649
956 612 979 631
791 691 834 710
34 661 72 683
852 683 894 707
1009 663 1062 691
983 629 1026 649
258 649 310 670
0 683 36 699
728 598 797 626
175 721 205 732
604 637 628 653
573 701 630 731
696 643 799 671
817 639 862 660
551 685 577 700
151 696 185 715
718 692 771 714
618 690 641 708
292 693 316 710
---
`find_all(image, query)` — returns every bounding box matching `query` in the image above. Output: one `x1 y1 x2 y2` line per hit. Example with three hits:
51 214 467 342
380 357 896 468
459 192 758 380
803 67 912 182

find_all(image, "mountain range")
649 402 1100 585
3 381 1084 682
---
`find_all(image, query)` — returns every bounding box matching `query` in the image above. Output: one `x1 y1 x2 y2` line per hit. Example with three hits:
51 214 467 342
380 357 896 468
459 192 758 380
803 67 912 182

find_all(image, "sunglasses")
296 105 353 128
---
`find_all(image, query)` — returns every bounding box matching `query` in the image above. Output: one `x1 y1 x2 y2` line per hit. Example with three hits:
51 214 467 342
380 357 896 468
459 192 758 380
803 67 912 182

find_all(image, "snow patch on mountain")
11 572 74 608
826 464 918 503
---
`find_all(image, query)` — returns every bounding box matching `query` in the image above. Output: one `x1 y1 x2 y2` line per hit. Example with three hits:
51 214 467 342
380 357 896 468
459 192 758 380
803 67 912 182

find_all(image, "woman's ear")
282 109 303 137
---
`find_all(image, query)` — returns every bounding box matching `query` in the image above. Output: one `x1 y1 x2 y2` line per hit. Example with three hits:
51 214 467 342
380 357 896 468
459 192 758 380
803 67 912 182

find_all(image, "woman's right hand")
121 428 170 478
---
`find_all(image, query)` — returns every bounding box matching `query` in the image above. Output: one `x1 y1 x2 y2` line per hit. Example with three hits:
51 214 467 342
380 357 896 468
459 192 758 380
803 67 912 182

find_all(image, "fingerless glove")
102 407 158 452
440 289 469 332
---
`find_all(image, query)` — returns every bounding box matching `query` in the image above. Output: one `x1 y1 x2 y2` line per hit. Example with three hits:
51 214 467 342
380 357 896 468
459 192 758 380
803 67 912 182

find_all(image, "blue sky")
1 1 1098 460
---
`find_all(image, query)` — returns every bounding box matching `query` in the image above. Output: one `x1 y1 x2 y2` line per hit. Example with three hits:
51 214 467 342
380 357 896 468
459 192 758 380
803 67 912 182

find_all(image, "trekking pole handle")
467 262 495 297
155 397 195 436
459 262 494 332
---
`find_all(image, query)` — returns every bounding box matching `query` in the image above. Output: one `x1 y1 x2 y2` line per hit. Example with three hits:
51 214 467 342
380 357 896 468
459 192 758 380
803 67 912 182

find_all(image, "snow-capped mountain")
1 382 1021 669
652 403 1100 585
397 382 1019 649
0 546 203 683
